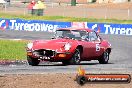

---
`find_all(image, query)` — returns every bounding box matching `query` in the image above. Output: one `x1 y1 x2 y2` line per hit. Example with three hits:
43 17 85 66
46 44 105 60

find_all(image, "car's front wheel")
98 50 109 64
70 49 81 65
27 56 40 66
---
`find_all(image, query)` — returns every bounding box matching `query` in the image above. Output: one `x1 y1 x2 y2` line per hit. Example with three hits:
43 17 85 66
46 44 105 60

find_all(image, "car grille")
33 49 55 57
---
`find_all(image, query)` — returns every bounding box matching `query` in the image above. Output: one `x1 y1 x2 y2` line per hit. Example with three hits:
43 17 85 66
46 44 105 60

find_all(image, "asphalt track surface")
0 30 132 74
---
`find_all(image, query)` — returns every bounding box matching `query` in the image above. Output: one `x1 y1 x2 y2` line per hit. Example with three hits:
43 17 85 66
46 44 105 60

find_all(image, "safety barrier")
0 19 71 32
0 18 132 35
87 23 132 35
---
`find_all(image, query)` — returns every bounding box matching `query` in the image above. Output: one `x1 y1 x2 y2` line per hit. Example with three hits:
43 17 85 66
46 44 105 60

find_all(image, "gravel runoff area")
0 73 131 88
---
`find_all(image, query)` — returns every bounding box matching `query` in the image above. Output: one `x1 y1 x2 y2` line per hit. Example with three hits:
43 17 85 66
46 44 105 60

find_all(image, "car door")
81 32 96 59
87 31 98 58
89 31 103 57
94 34 104 57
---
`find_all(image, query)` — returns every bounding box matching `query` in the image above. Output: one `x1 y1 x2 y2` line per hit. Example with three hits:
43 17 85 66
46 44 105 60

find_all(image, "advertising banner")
0 19 132 35
0 19 71 32
87 23 132 35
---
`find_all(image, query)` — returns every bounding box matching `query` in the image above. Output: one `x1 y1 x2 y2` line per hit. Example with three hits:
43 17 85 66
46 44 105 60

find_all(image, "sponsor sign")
0 19 132 35
87 23 132 35
0 19 71 32
71 22 87 28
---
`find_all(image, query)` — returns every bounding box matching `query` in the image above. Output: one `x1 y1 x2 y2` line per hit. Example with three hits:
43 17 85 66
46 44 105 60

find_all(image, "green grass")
1 13 132 24
0 40 28 60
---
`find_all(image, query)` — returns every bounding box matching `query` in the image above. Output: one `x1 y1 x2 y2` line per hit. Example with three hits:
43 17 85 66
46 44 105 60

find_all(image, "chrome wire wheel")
71 49 81 65
98 50 109 64
103 50 109 62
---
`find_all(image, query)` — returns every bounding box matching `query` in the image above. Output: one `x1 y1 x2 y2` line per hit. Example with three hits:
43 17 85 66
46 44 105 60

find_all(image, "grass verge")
0 40 28 60
0 13 132 24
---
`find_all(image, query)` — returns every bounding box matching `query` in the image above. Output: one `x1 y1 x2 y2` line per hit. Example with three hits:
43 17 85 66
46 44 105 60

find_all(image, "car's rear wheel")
98 50 109 64
70 49 81 65
27 56 40 66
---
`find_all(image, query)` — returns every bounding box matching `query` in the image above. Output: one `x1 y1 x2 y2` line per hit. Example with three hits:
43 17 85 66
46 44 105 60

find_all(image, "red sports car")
26 28 111 66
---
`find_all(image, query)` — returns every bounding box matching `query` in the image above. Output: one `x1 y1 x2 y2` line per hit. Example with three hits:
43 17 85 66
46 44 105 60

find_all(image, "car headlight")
64 43 71 51
27 43 33 49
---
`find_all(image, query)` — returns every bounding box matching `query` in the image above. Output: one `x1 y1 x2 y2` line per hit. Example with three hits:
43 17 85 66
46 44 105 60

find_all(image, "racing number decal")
96 44 100 51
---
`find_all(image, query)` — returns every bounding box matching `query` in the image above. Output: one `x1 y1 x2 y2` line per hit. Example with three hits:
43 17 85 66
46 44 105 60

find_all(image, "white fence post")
4 3 7 12
105 6 108 19
127 8 130 20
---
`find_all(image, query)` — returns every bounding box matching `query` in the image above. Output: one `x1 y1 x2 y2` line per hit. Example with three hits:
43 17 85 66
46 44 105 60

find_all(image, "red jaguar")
26 28 111 66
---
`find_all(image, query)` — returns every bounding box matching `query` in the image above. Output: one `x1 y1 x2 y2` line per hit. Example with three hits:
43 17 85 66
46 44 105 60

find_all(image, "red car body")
26 28 111 66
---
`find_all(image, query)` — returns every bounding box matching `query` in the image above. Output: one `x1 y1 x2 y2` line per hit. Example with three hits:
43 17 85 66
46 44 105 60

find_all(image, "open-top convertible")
26 28 111 66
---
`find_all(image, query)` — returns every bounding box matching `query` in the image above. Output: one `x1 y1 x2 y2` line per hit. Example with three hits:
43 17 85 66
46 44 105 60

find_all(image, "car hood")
32 38 72 51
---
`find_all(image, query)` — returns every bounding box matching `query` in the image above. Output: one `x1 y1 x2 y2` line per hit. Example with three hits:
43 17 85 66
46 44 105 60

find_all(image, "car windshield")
54 30 87 40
